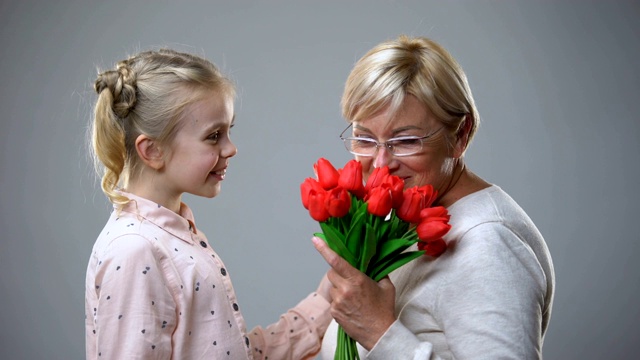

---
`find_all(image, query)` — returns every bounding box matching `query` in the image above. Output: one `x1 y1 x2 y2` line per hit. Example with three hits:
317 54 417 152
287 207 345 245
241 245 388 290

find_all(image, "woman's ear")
135 134 165 170
453 115 472 158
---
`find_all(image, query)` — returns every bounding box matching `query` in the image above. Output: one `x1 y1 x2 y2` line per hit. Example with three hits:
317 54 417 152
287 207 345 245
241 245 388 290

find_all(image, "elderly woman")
314 35 555 359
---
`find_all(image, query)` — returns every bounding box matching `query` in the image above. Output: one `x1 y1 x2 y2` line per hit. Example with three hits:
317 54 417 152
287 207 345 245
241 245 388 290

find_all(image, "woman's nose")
373 146 393 169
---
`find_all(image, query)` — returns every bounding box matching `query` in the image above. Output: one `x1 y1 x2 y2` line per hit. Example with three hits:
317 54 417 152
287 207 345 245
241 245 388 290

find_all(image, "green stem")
335 325 359 360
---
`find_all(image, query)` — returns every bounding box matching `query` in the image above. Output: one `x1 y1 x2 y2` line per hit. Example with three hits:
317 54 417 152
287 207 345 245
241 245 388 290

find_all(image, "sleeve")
247 292 332 360
86 234 177 360
367 223 548 360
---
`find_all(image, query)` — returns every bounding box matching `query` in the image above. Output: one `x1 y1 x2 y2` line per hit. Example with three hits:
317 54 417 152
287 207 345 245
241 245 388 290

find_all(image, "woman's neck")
437 162 491 208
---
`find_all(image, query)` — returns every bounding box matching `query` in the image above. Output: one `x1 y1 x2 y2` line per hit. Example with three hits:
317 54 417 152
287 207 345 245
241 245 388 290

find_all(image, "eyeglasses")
339 124 444 157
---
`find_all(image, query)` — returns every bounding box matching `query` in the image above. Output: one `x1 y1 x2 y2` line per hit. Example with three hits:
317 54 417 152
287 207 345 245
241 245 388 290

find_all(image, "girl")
85 49 331 359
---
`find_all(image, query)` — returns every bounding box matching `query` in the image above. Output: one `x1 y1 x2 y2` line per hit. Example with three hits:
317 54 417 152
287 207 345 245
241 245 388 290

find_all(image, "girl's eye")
207 132 220 142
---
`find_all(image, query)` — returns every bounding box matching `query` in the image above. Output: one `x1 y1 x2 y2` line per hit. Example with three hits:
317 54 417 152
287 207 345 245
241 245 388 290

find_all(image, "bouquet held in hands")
300 157 451 360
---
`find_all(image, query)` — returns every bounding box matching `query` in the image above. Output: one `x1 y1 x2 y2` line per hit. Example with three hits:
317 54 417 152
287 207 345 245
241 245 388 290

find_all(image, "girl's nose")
224 139 238 158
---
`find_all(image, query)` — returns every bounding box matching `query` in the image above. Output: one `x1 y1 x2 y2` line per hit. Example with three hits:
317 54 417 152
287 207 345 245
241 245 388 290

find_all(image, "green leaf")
358 223 378 272
387 213 402 237
344 207 366 258
377 217 391 239
319 222 357 266
392 213 415 239
367 237 415 271
371 250 425 282
369 245 414 277
319 222 343 243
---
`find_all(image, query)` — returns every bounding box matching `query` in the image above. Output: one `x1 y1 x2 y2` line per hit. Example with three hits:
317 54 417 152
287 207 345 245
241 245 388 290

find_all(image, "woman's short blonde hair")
342 35 479 149
90 49 235 206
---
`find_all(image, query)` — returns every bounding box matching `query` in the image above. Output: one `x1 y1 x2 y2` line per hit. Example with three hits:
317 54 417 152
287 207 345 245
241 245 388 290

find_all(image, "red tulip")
416 215 451 242
338 159 365 198
314 158 340 190
420 206 450 222
300 177 324 209
364 166 390 192
415 184 438 209
396 185 439 223
307 189 330 222
396 189 423 224
325 187 351 218
418 238 447 257
365 187 393 217
381 175 404 209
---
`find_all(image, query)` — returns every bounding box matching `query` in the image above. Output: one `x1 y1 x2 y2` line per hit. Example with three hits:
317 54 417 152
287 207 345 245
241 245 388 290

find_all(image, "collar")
116 192 199 244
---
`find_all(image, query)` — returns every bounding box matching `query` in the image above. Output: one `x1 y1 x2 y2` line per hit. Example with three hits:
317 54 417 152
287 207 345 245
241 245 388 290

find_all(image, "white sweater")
320 185 555 359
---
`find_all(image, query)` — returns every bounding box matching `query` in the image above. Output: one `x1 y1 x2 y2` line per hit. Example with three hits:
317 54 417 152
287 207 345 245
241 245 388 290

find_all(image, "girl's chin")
198 183 222 198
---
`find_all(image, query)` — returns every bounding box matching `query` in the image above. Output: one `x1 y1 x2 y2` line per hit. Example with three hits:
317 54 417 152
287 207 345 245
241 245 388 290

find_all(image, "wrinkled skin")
313 237 396 351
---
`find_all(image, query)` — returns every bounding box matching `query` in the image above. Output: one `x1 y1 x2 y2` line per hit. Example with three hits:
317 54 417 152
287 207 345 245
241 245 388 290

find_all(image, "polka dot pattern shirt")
85 193 331 359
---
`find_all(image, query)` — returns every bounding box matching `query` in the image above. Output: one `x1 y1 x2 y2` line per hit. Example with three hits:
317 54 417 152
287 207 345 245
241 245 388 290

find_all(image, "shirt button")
200 241 207 248
233 303 239 311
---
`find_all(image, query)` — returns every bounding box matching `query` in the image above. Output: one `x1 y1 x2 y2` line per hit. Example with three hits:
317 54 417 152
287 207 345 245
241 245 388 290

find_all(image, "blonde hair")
342 35 479 149
91 49 235 206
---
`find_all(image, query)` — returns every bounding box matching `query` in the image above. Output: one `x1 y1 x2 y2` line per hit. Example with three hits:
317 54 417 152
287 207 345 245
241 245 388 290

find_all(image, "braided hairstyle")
91 49 235 206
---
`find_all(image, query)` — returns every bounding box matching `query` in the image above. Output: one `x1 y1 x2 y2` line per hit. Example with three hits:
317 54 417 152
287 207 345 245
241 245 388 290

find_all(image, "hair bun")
94 61 137 118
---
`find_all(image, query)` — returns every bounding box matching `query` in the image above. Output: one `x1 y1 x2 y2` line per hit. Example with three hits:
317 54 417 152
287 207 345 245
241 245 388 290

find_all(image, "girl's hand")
316 272 333 303
312 236 396 351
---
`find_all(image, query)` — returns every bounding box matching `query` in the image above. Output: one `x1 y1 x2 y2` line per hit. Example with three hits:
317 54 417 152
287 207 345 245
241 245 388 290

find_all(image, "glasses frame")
339 123 444 157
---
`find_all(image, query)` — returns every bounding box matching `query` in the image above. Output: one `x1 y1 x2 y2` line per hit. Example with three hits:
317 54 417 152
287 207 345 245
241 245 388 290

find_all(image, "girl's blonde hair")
91 49 235 205
342 35 479 150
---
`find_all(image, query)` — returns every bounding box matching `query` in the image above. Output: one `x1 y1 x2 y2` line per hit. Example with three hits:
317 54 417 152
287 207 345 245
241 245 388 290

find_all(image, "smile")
209 168 227 180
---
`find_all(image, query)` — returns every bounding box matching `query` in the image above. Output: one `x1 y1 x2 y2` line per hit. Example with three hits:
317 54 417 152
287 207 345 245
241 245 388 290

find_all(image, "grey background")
1 1 638 359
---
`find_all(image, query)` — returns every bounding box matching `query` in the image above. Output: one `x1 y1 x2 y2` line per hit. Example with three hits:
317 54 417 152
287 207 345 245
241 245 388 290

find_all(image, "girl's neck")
125 180 182 214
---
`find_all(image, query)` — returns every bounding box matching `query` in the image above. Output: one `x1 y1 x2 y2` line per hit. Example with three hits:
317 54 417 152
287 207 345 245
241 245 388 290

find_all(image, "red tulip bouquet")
300 158 451 360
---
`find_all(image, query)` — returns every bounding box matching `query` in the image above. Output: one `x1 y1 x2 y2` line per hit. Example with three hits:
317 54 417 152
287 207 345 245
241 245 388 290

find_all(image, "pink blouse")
85 193 331 359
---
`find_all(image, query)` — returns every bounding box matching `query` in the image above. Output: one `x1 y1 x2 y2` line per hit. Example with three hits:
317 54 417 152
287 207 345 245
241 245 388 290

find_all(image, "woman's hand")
312 236 396 351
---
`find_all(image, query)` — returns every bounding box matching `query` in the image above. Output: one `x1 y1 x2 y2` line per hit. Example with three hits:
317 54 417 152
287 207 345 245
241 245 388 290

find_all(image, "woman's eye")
353 138 375 147
388 137 423 150
396 138 421 146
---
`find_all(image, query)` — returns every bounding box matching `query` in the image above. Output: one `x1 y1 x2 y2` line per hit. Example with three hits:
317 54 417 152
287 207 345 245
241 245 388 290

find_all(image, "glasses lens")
343 137 425 156
387 138 423 156
344 138 376 156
